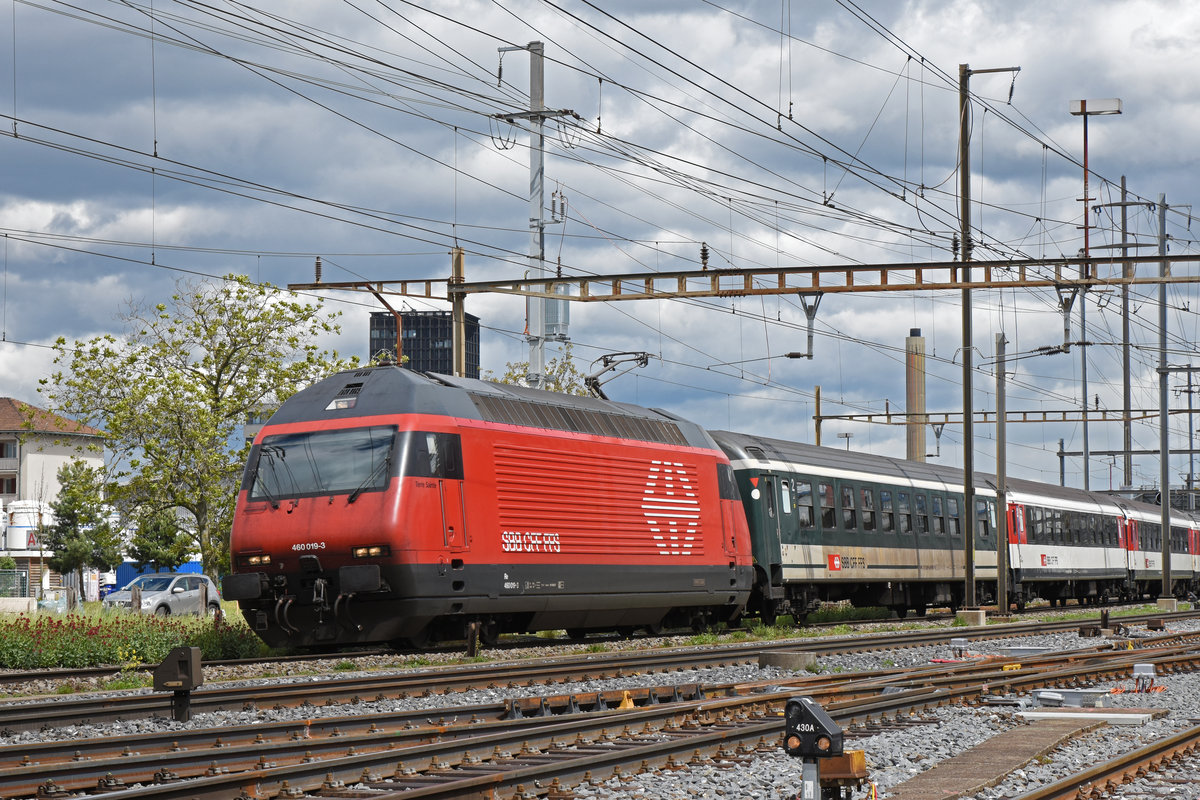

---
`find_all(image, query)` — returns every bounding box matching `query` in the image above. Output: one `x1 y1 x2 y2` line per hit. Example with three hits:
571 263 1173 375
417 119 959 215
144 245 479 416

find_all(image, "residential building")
368 310 481 378
0 398 104 601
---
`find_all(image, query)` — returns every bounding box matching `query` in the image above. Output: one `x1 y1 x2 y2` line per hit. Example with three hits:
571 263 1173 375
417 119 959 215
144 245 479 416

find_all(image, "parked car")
101 573 221 616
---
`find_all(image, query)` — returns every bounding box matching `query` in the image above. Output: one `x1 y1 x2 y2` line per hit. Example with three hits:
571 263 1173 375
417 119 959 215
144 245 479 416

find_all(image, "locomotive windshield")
248 425 396 502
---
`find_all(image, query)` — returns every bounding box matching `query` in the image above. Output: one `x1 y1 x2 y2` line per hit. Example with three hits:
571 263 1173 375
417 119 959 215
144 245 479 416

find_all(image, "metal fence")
0 570 28 598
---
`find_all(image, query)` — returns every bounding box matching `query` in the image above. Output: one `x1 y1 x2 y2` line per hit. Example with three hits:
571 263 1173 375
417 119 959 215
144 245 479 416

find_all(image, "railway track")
4 616 1200 799
1010 721 1200 799
1 610 1187 734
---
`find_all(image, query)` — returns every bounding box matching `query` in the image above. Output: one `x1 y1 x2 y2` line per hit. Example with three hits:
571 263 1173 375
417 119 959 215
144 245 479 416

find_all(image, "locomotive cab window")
248 425 397 501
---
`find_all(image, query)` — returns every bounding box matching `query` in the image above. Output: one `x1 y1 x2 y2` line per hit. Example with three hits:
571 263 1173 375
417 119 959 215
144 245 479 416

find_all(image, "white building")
0 398 104 601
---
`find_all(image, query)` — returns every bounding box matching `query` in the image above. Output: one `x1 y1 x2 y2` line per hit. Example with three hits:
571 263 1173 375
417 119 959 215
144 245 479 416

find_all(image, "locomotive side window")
914 493 928 535
860 488 876 532
841 486 857 530
947 498 961 537
249 425 397 501
879 490 894 532
796 481 814 528
400 431 464 479
716 463 741 501
897 492 911 534
819 483 836 529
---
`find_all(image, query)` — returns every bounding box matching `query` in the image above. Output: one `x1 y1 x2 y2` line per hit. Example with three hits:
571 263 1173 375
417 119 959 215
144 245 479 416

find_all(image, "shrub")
0 609 268 668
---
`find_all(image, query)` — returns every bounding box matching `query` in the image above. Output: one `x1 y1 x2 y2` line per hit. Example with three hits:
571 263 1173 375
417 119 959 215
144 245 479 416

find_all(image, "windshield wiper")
348 453 392 504
254 447 283 509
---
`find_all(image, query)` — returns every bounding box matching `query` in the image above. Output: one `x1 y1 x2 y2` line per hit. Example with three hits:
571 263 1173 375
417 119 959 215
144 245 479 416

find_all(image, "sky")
2 0 1199 492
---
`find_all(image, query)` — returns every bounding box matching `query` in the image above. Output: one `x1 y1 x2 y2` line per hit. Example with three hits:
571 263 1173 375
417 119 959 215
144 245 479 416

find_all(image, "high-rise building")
368 310 481 378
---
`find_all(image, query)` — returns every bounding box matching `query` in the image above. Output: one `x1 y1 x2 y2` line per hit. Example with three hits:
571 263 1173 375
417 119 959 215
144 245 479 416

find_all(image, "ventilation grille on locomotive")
470 394 687 446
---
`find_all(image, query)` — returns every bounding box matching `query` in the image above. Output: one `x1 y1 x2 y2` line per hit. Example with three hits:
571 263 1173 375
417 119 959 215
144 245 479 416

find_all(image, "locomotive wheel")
478 620 500 647
404 627 431 649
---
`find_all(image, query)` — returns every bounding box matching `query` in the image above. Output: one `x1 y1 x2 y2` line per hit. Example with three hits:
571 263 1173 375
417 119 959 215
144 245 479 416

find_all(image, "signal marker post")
784 696 844 799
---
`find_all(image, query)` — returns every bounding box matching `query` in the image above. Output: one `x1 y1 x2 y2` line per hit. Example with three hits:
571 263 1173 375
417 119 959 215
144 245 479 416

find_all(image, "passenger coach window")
860 488 876 531
780 481 793 514
819 483 836 528
915 494 928 534
879 490 894 532
977 500 993 538
947 498 961 537
897 492 911 534
841 486 857 529
796 481 814 527
931 496 944 534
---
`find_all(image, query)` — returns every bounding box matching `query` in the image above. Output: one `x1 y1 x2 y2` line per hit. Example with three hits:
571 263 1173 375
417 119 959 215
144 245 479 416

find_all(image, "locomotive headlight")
352 545 390 558
247 554 271 566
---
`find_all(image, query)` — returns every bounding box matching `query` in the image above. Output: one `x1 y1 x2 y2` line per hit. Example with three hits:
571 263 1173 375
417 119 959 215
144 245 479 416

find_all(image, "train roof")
268 367 720 451
709 429 1194 521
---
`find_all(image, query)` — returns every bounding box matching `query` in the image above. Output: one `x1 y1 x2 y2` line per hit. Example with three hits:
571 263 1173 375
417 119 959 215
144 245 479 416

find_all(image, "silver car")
102 573 221 616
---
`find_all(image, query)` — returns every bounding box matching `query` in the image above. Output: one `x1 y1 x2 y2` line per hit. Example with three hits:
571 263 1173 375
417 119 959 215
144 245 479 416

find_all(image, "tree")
41 274 356 575
487 343 589 396
42 459 122 588
127 509 192 573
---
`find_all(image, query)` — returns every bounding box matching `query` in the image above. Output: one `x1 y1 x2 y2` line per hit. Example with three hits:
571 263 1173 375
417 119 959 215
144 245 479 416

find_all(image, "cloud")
1 0 1197 492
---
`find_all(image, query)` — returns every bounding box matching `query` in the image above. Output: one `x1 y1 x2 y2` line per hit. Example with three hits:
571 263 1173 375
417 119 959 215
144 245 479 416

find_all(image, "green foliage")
127 509 192 573
805 605 891 624
42 460 122 585
40 274 357 575
685 631 721 646
186 612 268 660
486 342 589 396
0 609 268 668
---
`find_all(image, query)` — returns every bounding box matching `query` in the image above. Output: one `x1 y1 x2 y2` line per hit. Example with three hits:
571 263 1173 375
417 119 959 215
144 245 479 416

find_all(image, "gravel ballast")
1 619 1195 799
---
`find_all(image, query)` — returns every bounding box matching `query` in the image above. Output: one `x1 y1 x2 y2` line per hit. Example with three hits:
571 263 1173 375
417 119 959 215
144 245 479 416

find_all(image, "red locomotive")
222 366 755 648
